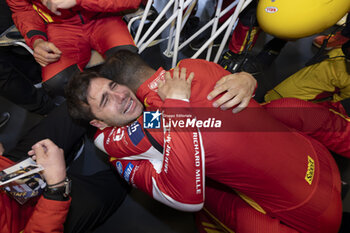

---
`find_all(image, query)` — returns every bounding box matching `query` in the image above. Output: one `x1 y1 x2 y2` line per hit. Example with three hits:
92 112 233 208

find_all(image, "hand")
28 139 66 186
158 67 194 101
207 72 257 113
33 39 62 67
41 0 77 15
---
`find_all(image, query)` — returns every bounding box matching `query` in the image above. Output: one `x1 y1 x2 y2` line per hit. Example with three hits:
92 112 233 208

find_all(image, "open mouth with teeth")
124 99 134 114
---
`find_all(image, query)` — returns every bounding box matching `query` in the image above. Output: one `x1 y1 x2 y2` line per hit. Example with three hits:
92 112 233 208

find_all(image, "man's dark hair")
65 70 100 122
100 50 150 89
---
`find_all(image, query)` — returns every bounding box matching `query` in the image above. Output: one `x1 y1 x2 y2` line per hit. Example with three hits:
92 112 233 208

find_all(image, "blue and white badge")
123 162 134 183
143 110 161 129
127 121 145 146
116 161 123 175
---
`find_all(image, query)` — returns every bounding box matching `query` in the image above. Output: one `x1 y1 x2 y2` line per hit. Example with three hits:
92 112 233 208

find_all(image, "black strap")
144 128 164 154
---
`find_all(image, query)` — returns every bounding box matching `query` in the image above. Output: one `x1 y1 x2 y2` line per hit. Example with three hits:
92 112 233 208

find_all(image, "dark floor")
1 0 350 232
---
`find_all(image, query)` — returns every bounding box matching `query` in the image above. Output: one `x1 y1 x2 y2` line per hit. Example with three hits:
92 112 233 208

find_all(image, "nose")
111 90 127 104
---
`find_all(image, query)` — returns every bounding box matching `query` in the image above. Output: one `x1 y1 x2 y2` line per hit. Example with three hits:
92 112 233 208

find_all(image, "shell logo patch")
265 7 278 14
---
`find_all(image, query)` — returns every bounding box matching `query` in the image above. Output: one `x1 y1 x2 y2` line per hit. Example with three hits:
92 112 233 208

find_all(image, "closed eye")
110 81 118 90
100 92 108 108
101 81 119 108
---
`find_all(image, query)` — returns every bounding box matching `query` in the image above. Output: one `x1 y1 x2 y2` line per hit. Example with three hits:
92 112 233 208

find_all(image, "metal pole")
137 0 175 48
214 0 252 63
172 0 185 67
134 0 153 44
206 0 223 61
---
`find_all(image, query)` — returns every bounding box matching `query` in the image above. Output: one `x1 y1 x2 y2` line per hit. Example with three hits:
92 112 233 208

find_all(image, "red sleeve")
262 98 350 158
6 0 47 49
75 0 141 12
94 119 158 159
24 197 71 233
109 99 205 212
0 156 70 233
178 59 231 80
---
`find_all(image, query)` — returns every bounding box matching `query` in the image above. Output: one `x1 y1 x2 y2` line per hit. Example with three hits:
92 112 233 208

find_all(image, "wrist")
44 177 71 201
165 97 189 102
165 94 189 100
45 171 66 186
33 38 44 48
47 176 68 188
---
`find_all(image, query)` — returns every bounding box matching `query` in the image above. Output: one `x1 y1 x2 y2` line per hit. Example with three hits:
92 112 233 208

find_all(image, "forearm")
24 196 70 233
6 0 47 48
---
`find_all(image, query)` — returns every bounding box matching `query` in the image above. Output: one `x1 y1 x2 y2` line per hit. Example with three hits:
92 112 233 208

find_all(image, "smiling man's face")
87 77 144 127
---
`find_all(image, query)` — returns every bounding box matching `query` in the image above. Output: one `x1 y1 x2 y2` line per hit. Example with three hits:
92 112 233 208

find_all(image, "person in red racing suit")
66 51 348 233
0 139 70 233
6 0 141 96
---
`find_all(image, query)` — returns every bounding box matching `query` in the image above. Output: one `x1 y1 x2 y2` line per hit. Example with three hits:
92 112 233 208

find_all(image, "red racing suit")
0 156 70 233
99 98 206 211
6 0 141 81
94 59 345 233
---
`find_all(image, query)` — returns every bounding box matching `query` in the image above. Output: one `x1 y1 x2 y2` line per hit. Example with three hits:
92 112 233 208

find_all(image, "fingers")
207 72 256 113
164 71 171 81
33 40 61 55
187 72 194 84
50 3 61 16
28 139 56 159
28 149 35 156
31 139 55 156
212 91 250 113
31 139 66 185
36 138 56 150
214 75 229 87
173 66 180 79
179 67 187 80
158 67 193 100
33 42 61 67
207 83 227 101
32 142 47 159
47 42 62 55
232 97 250 114
42 0 61 15
33 54 50 67
167 67 191 81
157 73 167 101
214 91 240 109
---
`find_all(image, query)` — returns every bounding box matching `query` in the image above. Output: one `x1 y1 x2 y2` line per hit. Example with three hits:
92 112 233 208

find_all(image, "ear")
89 119 109 129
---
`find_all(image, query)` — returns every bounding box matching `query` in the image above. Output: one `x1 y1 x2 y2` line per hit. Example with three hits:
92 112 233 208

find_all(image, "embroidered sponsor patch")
148 70 166 91
124 163 134 183
265 6 278 13
113 128 125 142
305 156 315 185
116 161 123 175
127 121 145 145
143 111 162 129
